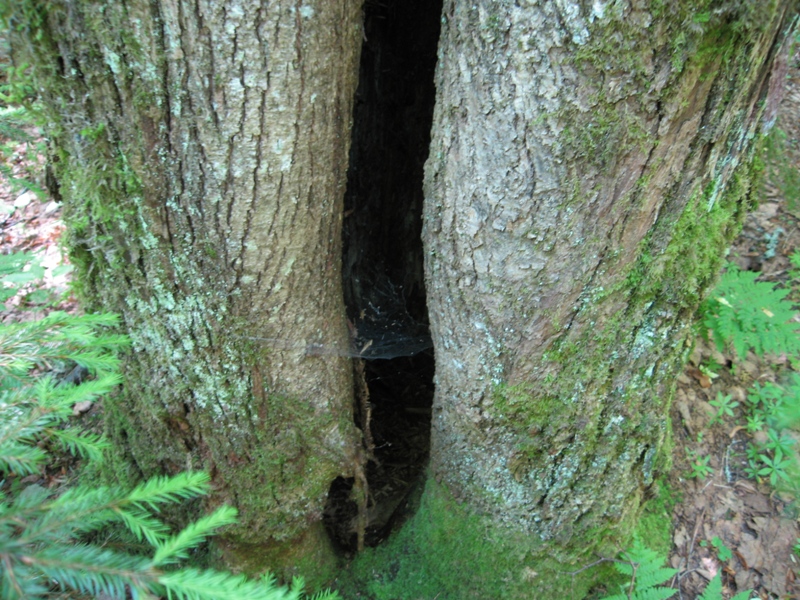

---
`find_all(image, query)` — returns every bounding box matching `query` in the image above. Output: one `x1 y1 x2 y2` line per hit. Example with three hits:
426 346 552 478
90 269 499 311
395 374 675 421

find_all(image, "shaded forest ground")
660 49 800 599
2 51 800 600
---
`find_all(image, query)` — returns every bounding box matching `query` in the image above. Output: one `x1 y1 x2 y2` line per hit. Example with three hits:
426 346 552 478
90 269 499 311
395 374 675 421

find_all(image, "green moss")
217 523 340 589
634 479 678 559
634 163 754 311
560 102 654 169
339 479 623 599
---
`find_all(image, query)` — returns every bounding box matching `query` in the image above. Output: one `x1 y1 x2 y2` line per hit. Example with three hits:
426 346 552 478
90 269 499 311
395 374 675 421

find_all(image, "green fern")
603 541 754 600
601 537 677 600
701 264 800 359
698 573 753 600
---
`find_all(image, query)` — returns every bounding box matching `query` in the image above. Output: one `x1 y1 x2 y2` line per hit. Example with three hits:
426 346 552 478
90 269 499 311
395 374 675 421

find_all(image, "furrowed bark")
8 0 363 580
391 1 795 597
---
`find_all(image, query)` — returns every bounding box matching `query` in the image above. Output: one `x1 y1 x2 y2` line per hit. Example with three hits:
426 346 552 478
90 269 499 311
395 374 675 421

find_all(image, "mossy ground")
335 475 677 600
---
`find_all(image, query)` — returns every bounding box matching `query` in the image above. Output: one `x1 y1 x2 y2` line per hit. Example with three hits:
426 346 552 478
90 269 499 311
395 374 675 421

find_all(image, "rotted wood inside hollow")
354 357 373 552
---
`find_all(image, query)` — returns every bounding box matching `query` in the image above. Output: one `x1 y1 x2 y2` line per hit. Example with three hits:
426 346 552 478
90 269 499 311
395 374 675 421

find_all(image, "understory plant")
700 263 800 360
700 258 800 494
600 538 752 600
612 257 800 599
0 280 338 599
0 61 45 197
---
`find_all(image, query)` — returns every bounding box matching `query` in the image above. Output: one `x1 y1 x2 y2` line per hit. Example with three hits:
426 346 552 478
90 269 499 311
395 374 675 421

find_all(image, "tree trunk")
8 0 363 581
358 1 796 597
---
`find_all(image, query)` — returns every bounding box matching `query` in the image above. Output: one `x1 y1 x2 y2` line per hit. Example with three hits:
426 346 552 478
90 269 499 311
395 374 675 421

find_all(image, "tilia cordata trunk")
412 1 795 597
8 0 363 580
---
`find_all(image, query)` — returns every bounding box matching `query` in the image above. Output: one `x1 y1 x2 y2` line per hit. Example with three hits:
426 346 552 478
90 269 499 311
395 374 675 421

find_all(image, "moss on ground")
337 474 679 600
338 479 630 599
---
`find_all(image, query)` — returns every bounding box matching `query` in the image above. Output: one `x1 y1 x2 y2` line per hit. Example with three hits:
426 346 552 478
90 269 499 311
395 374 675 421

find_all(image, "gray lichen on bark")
8 0 365 577
423 0 794 566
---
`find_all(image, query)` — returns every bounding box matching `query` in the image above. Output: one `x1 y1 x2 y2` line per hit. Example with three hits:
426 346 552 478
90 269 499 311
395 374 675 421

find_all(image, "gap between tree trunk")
323 0 443 553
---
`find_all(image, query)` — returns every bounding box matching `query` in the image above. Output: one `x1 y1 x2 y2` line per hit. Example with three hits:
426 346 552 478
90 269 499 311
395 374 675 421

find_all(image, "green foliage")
789 251 800 298
756 448 792 486
0 299 338 599
738 375 800 493
697 573 753 600
701 264 800 359
0 61 45 197
700 536 732 562
774 373 800 432
711 536 731 562
709 392 738 424
0 251 44 306
599 537 677 600
603 540 753 600
686 451 713 480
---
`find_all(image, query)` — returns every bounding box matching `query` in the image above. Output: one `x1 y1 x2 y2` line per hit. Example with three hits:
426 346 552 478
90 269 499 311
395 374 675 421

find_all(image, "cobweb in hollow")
246 274 432 360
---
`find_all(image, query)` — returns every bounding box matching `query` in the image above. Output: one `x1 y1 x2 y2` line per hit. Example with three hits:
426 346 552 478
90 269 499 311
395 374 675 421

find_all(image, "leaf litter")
666 46 800 600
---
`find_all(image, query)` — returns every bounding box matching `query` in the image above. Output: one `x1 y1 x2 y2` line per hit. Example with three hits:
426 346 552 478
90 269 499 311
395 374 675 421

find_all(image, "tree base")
339 478 630 599
216 522 340 591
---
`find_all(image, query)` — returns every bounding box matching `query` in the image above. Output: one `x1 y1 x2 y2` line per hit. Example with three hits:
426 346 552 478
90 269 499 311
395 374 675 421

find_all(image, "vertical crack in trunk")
324 0 442 553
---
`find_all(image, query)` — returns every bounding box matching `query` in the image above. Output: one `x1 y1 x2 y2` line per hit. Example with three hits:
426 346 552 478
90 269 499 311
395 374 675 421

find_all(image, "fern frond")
602 538 677 600
634 567 679 592
698 573 722 600
634 587 677 600
152 505 238 567
702 266 800 359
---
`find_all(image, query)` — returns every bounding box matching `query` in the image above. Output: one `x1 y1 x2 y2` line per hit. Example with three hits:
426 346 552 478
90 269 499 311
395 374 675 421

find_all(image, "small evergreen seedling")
0 306 339 599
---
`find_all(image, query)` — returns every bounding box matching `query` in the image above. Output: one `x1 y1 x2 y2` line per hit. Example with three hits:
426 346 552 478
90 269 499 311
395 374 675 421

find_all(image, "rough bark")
369 1 795 597
7 0 363 580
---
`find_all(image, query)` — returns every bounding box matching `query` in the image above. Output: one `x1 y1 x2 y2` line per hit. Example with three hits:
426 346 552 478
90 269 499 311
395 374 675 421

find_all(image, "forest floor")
659 53 800 599
2 58 800 600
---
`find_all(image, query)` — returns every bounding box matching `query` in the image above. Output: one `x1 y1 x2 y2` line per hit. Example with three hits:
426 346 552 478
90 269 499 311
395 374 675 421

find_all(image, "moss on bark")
413 0 795 597
5 0 365 581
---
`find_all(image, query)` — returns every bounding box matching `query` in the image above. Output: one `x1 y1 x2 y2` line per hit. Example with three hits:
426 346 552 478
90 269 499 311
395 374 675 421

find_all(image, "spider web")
246 274 432 360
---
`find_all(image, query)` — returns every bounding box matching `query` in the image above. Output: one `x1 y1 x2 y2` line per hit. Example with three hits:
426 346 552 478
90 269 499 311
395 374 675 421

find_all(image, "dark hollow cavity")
324 0 442 552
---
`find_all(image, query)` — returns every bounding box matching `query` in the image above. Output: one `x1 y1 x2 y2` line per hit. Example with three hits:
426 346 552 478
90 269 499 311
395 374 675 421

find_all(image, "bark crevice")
324 0 442 553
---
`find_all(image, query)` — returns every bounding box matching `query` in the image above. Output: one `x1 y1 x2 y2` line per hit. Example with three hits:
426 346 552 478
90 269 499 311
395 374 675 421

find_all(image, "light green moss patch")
217 522 340 589
339 479 628 599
